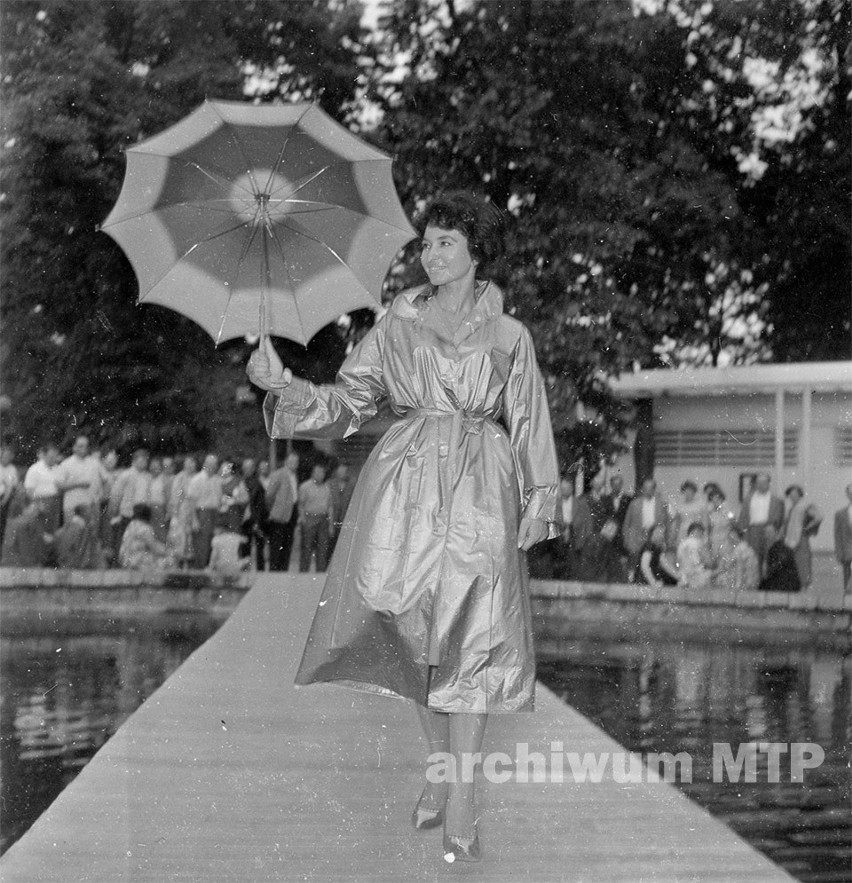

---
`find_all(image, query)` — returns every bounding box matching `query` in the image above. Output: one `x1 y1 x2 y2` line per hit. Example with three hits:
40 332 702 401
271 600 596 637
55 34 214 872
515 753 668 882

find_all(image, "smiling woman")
421 226 475 289
247 190 560 863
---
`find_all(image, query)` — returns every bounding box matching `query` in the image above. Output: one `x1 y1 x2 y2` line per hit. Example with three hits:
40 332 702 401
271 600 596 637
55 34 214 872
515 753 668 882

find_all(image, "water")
536 630 851 883
0 616 220 855
2 611 849 880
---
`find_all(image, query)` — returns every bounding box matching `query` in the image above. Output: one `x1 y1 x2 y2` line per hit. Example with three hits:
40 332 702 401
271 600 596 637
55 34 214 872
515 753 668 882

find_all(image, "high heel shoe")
442 821 482 862
411 786 444 830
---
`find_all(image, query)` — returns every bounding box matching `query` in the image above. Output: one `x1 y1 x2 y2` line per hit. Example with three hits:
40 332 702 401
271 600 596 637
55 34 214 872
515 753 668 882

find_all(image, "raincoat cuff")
263 378 314 438
522 486 559 539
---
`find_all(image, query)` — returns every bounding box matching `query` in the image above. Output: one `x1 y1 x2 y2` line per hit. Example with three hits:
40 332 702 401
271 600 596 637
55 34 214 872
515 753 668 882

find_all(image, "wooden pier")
0 574 793 882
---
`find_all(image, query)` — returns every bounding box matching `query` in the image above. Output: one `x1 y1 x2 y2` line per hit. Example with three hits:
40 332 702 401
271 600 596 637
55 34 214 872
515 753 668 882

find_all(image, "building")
610 361 852 552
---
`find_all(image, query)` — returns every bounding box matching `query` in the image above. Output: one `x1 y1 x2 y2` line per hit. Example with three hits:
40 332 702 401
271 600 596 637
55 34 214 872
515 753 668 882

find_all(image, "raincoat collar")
392 280 504 343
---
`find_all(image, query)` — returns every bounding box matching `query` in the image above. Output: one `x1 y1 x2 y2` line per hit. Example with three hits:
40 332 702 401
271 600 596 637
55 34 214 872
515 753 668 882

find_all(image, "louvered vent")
654 429 798 467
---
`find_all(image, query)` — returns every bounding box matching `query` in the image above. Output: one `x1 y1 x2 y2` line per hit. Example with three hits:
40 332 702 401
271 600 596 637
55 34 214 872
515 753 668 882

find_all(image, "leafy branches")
0 0 370 458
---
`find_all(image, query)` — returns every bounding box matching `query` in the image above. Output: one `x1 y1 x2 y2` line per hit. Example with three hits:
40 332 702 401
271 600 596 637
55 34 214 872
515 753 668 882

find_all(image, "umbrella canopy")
101 100 416 345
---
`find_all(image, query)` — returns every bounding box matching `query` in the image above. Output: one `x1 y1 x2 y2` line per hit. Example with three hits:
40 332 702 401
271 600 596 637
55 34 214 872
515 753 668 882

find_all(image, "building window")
836 426 852 467
654 429 798 467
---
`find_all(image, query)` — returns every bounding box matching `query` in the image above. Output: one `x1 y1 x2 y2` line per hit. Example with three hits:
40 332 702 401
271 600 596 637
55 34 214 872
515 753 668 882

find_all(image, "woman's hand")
517 515 549 550
247 336 292 392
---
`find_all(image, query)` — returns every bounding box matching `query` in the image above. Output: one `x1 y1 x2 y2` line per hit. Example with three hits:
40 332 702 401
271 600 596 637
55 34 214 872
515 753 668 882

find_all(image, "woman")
97 449 119 553
166 456 197 567
670 480 708 550
53 503 100 569
248 192 559 862
676 522 715 589
148 457 169 542
705 483 733 564
760 524 801 592
715 523 759 591
637 523 679 588
783 485 822 588
219 458 249 533
119 503 171 570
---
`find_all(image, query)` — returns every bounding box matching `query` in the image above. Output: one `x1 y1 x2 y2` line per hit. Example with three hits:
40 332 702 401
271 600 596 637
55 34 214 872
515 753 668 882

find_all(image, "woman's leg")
446 712 487 834
415 704 450 807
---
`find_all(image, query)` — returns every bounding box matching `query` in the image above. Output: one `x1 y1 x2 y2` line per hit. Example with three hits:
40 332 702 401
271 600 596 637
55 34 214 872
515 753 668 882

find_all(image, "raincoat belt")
402 407 491 436
398 408 497 537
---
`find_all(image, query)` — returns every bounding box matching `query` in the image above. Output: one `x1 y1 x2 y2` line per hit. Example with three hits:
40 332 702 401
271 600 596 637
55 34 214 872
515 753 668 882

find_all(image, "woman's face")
420 224 476 287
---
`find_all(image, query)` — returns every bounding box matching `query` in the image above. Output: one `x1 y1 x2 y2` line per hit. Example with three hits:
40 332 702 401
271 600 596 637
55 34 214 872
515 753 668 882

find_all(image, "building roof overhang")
610 361 852 398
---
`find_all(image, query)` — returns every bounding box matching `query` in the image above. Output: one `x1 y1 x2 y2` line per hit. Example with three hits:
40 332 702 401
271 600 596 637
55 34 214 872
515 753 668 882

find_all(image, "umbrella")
101 100 416 345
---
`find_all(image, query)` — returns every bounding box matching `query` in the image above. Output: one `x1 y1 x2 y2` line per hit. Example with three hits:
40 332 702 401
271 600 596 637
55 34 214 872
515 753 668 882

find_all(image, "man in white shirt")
736 473 784 577
622 478 669 579
298 462 334 573
110 450 152 558
56 436 106 522
24 443 62 531
602 474 632 564
187 454 222 568
54 435 109 565
265 452 300 571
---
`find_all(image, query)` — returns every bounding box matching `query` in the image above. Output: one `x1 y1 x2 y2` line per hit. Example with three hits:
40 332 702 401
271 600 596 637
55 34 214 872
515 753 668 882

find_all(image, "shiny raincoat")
264 281 559 713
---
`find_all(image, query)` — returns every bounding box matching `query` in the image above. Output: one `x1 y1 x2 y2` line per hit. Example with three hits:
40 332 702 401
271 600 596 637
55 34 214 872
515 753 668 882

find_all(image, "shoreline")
1 567 848 647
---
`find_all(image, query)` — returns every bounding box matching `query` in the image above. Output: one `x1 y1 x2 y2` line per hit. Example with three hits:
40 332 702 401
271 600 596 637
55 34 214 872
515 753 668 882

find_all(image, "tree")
637 0 851 360
0 0 371 460
368 0 751 472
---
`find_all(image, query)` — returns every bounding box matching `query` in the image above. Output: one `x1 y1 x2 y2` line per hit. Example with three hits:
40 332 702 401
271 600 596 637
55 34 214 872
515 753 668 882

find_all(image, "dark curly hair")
417 191 505 272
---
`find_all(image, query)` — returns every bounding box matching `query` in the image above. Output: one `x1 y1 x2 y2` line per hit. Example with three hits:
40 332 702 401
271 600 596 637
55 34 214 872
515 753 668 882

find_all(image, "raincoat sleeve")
263 316 387 441
502 324 560 540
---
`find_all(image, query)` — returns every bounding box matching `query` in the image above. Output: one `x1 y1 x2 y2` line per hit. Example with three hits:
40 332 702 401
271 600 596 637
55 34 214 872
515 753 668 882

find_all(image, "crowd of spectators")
1 436 848 594
0 437 355 577
529 470 841 593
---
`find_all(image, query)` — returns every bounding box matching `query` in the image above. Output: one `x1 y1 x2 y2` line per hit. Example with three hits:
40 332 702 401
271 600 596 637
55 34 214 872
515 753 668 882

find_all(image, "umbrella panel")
111 193 400 301
108 203 407 344
102 101 416 345
142 262 379 345
152 125 375 217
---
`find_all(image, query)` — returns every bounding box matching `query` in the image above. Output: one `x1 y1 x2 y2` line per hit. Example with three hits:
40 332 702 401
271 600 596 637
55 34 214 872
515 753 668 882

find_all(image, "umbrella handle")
258 287 268 344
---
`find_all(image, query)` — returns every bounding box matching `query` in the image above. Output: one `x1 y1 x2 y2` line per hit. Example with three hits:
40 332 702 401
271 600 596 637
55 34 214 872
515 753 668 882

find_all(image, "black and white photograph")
1 1 850 880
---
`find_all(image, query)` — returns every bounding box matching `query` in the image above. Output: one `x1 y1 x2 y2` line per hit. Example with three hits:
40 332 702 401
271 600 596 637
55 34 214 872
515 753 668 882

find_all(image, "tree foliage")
369 0 748 466
366 0 849 472
0 0 368 459
638 0 851 361
2 0 847 471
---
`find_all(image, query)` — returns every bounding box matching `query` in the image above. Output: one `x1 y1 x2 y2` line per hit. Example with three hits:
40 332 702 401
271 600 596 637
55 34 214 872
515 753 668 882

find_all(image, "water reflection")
2 613 848 881
536 634 851 883
0 618 218 854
